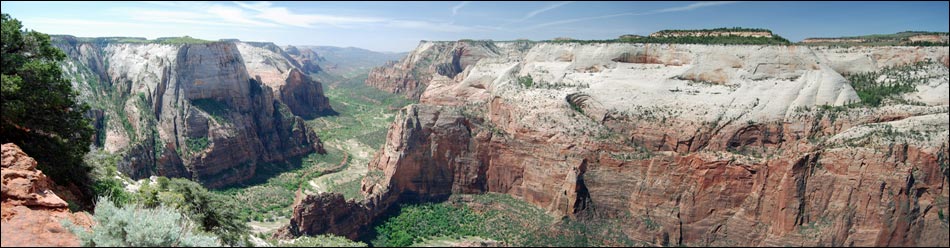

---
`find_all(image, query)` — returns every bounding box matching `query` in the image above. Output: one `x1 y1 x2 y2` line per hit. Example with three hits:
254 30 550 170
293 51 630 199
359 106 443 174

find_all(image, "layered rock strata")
1 143 94 247
54 37 332 188
288 40 949 246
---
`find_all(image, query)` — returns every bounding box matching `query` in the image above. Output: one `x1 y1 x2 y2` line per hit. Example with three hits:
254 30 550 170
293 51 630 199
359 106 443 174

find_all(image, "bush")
63 197 220 247
278 235 367 247
2 13 95 203
136 178 250 246
845 61 928 107
92 178 132 206
372 203 486 247
517 75 534 88
185 137 209 153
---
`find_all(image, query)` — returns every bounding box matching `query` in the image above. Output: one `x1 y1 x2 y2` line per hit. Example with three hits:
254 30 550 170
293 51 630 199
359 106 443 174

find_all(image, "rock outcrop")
285 45 325 74
650 30 774 38
285 40 949 246
801 31 949 46
365 40 510 99
279 69 336 119
275 193 371 240
1 143 94 247
54 37 332 188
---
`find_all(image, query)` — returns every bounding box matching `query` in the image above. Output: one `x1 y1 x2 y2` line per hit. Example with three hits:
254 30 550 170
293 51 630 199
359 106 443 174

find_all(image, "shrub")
137 178 250 246
278 235 367 247
517 75 534 88
845 61 928 107
63 197 220 247
185 137 209 153
372 203 486 247
2 13 95 203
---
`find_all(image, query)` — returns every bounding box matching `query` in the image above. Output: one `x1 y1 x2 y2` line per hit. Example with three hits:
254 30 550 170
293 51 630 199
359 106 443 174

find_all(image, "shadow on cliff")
215 155 307 190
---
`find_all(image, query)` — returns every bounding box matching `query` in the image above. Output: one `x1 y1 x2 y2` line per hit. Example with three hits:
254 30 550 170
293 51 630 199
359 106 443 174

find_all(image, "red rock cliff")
285 41 950 246
1 143 94 247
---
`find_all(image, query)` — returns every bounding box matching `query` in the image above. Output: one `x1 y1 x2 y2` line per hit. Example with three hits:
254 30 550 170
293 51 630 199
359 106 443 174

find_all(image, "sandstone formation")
53 36 332 188
909 34 950 43
284 45 325 74
2 143 94 247
801 38 867 44
650 30 774 38
365 40 513 99
801 31 949 45
287 40 949 246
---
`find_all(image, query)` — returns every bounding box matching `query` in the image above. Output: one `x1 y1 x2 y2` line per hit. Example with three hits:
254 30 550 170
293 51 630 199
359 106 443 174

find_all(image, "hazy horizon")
2 1 948 53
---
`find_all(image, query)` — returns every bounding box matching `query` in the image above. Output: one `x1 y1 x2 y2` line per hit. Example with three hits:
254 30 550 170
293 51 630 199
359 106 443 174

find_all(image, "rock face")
275 193 371 240
650 30 774 38
285 40 950 246
365 40 509 99
284 45 325 74
53 37 332 188
1 143 94 247
279 69 336 119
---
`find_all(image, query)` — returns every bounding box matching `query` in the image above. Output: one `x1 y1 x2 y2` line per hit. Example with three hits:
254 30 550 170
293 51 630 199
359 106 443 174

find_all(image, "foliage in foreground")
63 197 220 247
135 177 250 246
1 13 95 203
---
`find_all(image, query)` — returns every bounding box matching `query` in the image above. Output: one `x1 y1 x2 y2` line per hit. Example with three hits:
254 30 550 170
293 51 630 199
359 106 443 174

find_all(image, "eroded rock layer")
1 143 94 247
287 40 950 246
53 37 332 188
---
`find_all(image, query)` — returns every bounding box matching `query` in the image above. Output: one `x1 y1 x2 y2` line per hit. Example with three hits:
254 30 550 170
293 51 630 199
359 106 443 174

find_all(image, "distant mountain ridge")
292 45 407 78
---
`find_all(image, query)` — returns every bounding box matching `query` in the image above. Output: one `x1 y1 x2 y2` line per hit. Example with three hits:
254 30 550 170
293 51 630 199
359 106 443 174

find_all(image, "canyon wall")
53 37 332 188
288 40 950 246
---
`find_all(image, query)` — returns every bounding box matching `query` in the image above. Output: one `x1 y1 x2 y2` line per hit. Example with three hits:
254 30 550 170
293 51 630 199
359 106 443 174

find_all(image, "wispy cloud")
26 17 151 29
234 1 384 28
452 1 470 16
136 1 387 29
522 1 573 21
524 1 738 30
525 12 643 30
651 1 737 13
497 1 572 28
388 20 484 32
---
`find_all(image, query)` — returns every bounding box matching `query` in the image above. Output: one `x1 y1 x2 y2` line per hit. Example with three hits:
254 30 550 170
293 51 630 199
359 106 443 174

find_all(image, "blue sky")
2 1 948 52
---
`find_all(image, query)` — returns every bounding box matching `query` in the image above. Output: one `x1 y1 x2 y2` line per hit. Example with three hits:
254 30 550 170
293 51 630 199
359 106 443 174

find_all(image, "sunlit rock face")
286 40 949 246
55 37 332 188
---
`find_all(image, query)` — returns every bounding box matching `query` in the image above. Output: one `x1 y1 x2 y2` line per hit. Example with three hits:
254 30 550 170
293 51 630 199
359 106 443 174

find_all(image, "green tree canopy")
1 13 94 202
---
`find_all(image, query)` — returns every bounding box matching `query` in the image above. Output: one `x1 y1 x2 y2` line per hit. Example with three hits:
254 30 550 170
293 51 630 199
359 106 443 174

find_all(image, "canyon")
282 40 950 246
53 37 333 188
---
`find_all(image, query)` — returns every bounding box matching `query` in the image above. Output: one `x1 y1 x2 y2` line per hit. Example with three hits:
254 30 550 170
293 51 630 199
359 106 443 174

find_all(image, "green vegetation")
800 31 949 46
372 203 487 247
844 61 934 107
368 193 648 247
543 28 790 45
517 75 534 88
1 13 95 202
277 235 368 247
63 197 221 247
307 77 415 150
134 177 250 246
215 147 346 221
53 35 215 45
654 27 773 34
190 98 231 124
185 137 210 153
325 178 364 201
